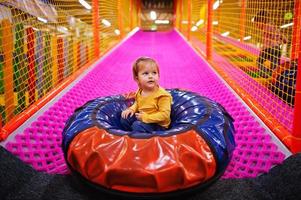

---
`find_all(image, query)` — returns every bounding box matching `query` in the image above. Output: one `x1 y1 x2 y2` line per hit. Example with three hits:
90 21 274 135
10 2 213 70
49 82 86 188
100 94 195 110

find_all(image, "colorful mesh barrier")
4 30 286 178
0 1 92 125
176 0 300 152
0 0 138 133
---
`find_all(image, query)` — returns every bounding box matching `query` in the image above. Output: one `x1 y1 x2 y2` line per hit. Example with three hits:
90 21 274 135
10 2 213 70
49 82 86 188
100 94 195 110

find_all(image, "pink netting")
5 30 286 178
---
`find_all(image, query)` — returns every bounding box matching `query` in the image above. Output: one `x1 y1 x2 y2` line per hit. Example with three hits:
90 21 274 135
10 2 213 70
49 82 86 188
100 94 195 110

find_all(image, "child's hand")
135 112 144 121
121 108 134 119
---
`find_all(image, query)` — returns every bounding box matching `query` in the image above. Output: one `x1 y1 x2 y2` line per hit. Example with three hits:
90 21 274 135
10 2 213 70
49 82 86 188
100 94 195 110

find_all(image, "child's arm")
121 101 137 119
140 96 172 123
129 101 138 112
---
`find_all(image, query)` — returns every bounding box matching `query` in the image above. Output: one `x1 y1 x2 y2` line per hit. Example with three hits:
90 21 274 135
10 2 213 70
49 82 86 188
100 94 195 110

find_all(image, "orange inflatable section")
67 127 216 193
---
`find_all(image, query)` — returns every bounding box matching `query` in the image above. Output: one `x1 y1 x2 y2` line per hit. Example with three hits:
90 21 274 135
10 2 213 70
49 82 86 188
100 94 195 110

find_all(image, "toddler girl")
120 57 172 133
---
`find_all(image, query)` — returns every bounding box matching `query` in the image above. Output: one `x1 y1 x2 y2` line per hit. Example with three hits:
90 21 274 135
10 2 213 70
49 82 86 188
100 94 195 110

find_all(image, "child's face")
136 62 159 91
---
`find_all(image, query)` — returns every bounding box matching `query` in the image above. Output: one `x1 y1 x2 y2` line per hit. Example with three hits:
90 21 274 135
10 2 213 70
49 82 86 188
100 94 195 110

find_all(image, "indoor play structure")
0 0 300 199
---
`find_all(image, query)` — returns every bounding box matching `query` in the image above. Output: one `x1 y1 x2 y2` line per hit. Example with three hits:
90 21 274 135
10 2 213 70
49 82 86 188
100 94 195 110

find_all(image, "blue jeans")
257 46 281 78
120 115 166 133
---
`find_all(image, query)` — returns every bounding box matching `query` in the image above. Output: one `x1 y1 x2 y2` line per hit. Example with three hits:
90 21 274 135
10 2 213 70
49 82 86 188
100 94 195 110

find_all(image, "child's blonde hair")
132 57 160 79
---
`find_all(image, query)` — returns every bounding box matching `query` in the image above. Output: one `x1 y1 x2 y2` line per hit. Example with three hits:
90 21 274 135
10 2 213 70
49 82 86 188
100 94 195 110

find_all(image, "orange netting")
175 0 300 151
0 0 138 133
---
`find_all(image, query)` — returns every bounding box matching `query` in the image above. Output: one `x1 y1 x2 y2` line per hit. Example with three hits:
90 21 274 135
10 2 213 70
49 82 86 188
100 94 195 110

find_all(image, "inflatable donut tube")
62 89 235 197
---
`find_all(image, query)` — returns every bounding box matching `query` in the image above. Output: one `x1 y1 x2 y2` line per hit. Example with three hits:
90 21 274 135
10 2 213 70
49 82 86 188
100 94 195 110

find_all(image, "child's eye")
143 72 148 75
153 72 157 75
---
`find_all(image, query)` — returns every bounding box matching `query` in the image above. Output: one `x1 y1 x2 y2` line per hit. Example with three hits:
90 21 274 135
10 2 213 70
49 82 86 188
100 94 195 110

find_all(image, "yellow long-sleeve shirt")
129 87 172 128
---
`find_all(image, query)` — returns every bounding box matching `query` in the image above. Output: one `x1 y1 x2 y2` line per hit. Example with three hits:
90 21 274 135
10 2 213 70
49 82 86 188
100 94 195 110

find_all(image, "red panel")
67 127 216 193
26 27 36 105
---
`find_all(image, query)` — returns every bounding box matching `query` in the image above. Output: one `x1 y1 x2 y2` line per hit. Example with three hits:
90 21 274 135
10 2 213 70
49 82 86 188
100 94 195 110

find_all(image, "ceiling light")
37 17 47 23
196 19 204 26
191 26 198 31
155 20 169 24
243 36 251 40
114 29 120 35
213 1 220 10
221 31 230 37
79 0 91 10
150 11 157 20
280 22 293 29
57 26 68 34
101 19 111 27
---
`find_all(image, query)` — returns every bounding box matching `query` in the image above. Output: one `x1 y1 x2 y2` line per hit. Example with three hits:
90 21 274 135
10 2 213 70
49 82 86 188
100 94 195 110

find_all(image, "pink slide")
3 30 287 178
